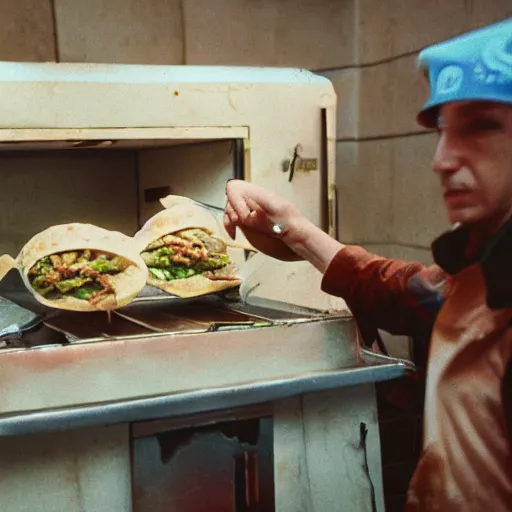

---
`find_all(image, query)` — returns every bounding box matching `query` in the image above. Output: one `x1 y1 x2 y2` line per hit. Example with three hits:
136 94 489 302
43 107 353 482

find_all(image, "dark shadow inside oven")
131 415 275 512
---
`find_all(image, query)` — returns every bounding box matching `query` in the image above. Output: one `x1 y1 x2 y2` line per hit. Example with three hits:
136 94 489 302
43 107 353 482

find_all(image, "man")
223 18 512 512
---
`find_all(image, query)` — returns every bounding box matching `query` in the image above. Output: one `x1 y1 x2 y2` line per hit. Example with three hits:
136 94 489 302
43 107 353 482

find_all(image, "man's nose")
432 132 463 174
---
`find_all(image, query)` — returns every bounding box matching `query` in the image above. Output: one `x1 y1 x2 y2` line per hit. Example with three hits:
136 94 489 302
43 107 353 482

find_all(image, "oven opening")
131 414 275 511
0 132 249 294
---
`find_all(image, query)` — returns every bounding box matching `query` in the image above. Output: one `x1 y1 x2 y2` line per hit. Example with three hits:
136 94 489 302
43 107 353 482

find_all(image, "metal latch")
282 145 318 182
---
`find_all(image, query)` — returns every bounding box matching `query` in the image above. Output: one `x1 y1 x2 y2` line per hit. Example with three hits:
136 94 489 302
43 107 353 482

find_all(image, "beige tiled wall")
182 0 356 68
54 0 184 64
358 54 428 138
3 0 355 68
0 0 361 68
335 140 395 244
335 134 447 249
357 0 512 65
0 0 55 62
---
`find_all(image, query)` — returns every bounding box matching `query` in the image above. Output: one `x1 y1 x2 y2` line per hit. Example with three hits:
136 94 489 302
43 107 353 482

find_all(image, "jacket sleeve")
321 245 446 338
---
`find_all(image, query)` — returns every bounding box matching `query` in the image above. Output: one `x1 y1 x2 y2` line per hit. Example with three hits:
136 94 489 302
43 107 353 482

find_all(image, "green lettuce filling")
142 235 231 282
73 283 104 300
147 254 230 281
28 250 131 301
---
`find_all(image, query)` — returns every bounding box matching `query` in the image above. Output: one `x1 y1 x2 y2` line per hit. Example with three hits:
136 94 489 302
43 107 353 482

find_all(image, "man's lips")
443 188 472 200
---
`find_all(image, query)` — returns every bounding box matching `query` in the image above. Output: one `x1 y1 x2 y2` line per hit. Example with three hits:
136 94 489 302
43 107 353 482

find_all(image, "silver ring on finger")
272 223 284 235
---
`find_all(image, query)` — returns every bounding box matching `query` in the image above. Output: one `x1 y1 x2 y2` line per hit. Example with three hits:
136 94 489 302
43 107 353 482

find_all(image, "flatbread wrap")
0 223 148 312
134 202 244 298
160 195 303 262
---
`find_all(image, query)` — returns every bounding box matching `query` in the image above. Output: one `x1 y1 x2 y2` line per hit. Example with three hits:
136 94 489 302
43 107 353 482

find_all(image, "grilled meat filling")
28 250 132 304
142 229 232 281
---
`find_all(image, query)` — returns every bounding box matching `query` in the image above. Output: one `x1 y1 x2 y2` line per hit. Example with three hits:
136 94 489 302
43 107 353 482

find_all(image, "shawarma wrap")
0 223 148 312
160 195 303 262
134 201 247 298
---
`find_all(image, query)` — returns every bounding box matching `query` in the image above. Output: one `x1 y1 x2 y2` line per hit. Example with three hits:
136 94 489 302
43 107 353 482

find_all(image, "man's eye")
468 118 503 132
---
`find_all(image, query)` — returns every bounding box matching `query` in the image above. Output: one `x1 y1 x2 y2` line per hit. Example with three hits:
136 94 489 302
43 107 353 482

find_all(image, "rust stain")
0 322 309 376
0 319 344 415
0 343 109 372
0 331 202 376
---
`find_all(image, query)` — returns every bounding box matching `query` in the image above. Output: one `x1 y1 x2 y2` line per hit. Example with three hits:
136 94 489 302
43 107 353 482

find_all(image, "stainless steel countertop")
0 350 413 436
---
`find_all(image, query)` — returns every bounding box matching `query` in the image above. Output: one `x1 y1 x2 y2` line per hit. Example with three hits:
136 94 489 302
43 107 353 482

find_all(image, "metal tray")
0 276 414 437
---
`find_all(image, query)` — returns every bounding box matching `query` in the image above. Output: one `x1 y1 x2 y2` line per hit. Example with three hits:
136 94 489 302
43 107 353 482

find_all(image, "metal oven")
0 62 412 512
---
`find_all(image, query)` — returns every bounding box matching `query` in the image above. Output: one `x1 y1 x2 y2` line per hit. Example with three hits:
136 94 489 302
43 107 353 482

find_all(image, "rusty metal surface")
46 311 160 339
0 291 324 348
0 291 357 417
0 288 412 438
114 298 268 333
0 291 413 441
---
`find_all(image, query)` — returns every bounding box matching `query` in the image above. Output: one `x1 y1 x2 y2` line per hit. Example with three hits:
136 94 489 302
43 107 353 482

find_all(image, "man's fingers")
226 181 257 221
242 199 271 231
226 194 252 221
245 197 263 215
223 202 238 239
225 201 238 222
227 180 284 218
223 215 236 239
225 180 285 234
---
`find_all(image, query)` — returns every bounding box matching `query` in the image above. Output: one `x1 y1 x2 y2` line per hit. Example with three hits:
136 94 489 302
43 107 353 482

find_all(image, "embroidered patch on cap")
436 65 464 95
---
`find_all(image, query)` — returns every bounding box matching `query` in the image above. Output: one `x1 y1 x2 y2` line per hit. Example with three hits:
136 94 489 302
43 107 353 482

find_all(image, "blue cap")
417 18 512 128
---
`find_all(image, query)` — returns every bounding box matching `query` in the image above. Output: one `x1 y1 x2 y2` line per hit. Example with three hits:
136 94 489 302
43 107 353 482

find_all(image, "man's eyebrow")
456 102 503 117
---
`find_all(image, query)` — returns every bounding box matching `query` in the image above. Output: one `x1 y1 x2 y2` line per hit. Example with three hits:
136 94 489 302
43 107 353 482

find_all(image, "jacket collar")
431 216 512 309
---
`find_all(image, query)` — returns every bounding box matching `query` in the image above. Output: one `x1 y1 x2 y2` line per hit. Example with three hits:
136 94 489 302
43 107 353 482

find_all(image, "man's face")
433 101 512 232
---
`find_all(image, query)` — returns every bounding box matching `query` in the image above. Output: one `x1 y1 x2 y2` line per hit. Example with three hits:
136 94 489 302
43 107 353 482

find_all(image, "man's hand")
224 179 304 245
224 180 344 272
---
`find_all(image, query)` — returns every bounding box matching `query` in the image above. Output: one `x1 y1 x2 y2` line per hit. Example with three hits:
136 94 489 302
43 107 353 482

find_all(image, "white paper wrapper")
238 252 350 313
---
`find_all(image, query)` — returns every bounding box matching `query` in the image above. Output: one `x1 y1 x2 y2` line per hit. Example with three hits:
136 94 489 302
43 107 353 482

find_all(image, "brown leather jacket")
321 221 512 511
